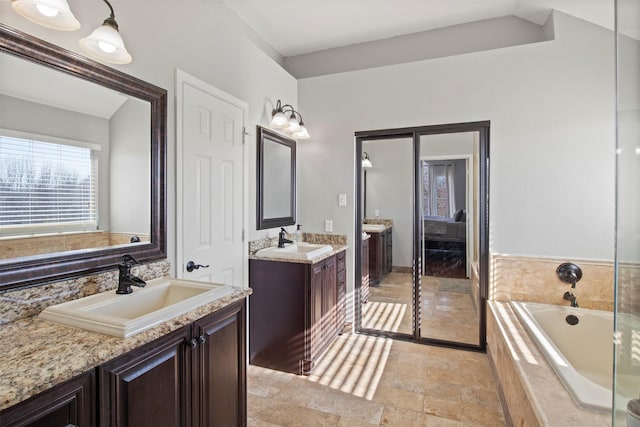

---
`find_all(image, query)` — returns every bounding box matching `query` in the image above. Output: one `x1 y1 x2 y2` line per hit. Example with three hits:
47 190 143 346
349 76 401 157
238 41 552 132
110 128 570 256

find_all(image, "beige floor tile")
248 280 506 427
248 394 341 426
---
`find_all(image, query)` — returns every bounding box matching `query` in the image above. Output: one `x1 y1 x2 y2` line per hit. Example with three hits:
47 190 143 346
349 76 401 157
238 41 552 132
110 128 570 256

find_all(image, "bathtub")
511 301 618 412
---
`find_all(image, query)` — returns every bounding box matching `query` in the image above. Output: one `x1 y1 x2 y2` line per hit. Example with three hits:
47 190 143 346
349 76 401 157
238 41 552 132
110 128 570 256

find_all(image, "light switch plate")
325 220 333 232
338 194 347 206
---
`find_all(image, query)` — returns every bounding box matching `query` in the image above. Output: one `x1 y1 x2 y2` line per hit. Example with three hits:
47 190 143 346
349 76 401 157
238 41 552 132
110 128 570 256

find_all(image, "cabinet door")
0 371 95 427
322 255 337 341
309 261 324 365
193 300 247 427
99 327 191 427
336 251 347 331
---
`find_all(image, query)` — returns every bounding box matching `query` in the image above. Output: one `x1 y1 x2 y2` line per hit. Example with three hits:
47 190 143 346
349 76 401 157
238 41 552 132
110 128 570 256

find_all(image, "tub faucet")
563 291 579 308
557 263 582 289
278 227 293 248
116 254 146 294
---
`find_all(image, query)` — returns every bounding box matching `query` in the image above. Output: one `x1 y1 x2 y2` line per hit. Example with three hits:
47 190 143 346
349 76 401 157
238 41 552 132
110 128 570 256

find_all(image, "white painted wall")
109 98 150 236
364 138 413 268
1 0 298 275
284 16 549 79
297 11 616 301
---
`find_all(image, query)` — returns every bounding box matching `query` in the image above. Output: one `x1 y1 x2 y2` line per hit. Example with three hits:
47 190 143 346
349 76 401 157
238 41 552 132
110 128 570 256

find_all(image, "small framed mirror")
256 126 296 230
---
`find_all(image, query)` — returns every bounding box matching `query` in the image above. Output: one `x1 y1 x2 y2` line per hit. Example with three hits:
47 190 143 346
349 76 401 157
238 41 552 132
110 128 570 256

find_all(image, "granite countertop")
362 224 392 232
248 244 348 264
0 287 251 411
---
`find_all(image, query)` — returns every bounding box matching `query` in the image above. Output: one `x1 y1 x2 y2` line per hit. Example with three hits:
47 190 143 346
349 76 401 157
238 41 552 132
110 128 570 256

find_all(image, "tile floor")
362 272 479 344
248 331 506 426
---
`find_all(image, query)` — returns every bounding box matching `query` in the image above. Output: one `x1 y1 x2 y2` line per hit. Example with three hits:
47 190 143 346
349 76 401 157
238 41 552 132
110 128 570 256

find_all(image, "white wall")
297 11 616 299
1 0 298 276
109 98 150 236
364 138 413 268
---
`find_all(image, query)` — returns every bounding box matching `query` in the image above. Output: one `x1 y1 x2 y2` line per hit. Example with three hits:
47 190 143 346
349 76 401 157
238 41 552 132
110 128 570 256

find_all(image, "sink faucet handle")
122 254 140 265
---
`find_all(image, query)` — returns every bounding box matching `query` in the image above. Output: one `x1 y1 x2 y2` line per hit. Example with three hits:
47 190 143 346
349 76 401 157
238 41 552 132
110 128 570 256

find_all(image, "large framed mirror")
256 126 296 229
0 23 167 291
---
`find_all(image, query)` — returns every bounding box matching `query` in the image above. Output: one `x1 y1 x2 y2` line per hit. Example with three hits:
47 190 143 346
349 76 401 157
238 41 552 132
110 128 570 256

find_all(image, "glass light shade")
286 114 300 132
271 111 288 128
11 0 80 31
79 24 132 64
362 153 373 168
293 125 310 140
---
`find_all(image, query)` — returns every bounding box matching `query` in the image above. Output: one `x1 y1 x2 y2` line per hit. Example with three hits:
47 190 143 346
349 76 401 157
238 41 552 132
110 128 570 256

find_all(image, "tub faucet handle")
557 263 582 289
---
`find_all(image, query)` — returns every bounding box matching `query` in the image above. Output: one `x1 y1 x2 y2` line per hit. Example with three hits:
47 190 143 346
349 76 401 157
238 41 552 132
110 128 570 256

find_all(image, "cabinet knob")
189 338 198 348
198 335 206 344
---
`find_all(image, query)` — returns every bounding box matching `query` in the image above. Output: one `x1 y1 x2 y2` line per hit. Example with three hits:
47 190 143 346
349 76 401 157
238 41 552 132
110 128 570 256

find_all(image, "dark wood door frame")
354 121 490 352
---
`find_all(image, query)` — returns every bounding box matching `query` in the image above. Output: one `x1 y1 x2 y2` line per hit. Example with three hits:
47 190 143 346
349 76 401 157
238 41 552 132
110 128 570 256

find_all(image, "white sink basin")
255 242 333 260
39 278 234 338
363 224 386 232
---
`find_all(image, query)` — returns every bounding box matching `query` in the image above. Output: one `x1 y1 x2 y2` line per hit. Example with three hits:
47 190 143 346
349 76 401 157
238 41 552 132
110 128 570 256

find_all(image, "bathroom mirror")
0 23 167 290
256 126 296 229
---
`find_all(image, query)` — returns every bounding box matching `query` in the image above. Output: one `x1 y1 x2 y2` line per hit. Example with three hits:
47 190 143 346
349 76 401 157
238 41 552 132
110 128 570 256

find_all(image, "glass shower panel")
615 0 640 425
419 132 480 345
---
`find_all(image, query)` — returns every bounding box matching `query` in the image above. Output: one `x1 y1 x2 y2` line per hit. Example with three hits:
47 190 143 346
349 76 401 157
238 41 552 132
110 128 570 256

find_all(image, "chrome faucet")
116 254 146 294
563 291 579 308
278 227 293 248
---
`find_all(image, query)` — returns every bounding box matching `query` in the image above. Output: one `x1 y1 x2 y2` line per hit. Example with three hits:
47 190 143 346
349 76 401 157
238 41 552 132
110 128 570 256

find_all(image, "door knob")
186 261 210 273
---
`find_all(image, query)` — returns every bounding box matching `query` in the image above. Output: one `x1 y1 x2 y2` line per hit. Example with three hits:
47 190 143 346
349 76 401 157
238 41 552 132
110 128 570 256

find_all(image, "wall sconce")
11 0 132 64
362 152 373 168
11 0 80 31
270 100 310 140
79 0 132 64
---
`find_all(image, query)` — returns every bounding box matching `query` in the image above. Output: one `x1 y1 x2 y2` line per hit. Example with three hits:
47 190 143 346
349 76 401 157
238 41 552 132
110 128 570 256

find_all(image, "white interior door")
177 71 247 285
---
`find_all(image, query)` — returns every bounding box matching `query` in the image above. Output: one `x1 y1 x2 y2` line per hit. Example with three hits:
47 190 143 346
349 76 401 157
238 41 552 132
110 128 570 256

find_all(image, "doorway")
176 70 249 285
354 122 489 351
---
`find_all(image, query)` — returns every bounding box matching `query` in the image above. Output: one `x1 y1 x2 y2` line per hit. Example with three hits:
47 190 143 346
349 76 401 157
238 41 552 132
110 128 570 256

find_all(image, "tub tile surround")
0 287 251 410
490 254 614 311
488 301 610 426
0 260 170 324
0 232 149 259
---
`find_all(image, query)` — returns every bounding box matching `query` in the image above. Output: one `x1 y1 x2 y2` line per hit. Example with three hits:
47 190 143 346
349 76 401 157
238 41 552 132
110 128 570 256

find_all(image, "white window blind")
0 135 98 236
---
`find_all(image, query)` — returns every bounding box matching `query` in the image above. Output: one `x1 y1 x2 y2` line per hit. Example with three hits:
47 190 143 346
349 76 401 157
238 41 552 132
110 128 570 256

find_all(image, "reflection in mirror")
0 23 166 290
419 132 479 345
0 51 151 259
257 126 296 229
360 138 413 335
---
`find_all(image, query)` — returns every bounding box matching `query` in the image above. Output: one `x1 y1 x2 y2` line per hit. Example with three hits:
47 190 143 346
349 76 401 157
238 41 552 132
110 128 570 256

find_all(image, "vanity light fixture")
270 100 311 140
79 0 132 64
11 0 81 31
362 152 373 168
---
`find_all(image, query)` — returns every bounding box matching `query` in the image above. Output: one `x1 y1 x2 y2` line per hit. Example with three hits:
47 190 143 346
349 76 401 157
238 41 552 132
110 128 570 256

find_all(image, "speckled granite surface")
248 245 347 264
248 233 347 255
0 286 251 411
0 260 171 324
363 218 393 228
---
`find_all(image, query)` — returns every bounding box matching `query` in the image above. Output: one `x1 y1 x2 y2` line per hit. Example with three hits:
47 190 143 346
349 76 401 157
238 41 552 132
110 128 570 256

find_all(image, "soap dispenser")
295 224 303 243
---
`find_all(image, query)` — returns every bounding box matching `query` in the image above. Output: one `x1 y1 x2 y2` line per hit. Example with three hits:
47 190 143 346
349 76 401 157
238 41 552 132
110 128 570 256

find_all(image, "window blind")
0 135 98 236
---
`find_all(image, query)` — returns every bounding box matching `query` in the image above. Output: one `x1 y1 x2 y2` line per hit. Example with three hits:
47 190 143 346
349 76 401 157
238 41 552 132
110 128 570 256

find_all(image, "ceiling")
221 0 614 57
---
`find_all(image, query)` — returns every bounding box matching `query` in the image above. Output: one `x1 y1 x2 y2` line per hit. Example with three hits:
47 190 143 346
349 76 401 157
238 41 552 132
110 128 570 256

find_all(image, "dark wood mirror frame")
256 126 296 230
0 23 167 291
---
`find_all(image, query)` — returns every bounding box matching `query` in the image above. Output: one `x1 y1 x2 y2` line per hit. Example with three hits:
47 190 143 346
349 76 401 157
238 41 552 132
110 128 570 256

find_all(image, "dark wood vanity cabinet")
100 300 247 427
0 370 95 427
249 250 346 376
369 227 392 285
